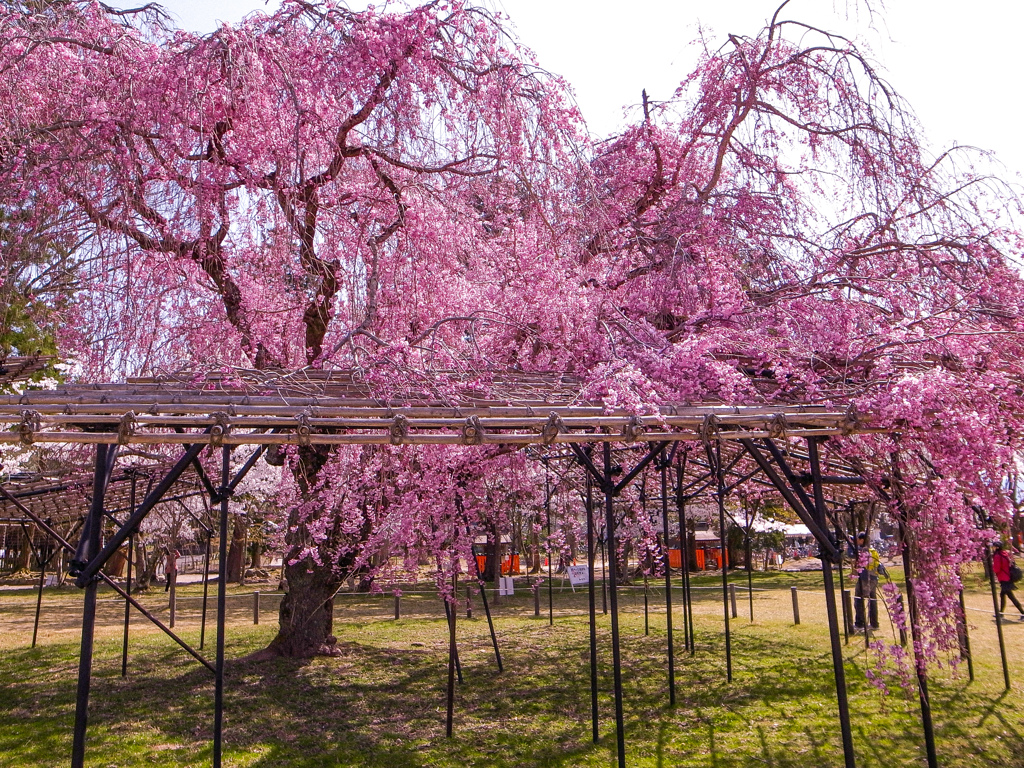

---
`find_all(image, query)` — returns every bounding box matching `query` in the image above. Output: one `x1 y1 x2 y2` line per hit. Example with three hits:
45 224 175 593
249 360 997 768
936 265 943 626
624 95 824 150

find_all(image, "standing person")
992 543 1024 620
851 532 887 631
164 546 180 592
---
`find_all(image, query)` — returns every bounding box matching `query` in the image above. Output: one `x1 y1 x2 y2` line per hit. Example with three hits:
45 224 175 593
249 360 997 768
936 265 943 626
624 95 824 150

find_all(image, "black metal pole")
807 439 856 768
900 526 938 768
200 530 212 651
837 523 850 646
443 599 464 684
75 441 207 586
446 576 457 737
471 553 503 673
71 444 111 768
660 459 675 705
745 529 754 622
958 588 974 683
121 475 137 675
545 463 554 626
984 544 1011 690
32 550 46 648
641 474 649 636
120 533 133 676
6 482 213 672
601 534 608 615
213 446 229 768
676 455 694 655
644 575 649 635
603 442 627 768
586 471 599 743
713 441 732 682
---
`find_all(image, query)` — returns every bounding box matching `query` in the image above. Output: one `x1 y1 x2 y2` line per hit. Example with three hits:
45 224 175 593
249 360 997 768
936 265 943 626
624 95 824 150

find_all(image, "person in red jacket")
992 544 1024 620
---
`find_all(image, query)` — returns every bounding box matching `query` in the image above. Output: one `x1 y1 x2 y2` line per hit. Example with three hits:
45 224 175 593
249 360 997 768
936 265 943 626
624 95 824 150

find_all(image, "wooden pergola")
0 354 53 386
1 367 910 768
1 367 874 446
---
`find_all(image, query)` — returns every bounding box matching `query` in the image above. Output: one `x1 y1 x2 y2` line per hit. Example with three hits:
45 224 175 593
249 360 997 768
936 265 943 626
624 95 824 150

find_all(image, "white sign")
498 576 515 596
567 564 590 586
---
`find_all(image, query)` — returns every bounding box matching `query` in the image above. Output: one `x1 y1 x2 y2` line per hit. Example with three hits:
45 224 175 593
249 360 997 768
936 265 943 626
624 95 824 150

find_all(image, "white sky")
142 0 1024 179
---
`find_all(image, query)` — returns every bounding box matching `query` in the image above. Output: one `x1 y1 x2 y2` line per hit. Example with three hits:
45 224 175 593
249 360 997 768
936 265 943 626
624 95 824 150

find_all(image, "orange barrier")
475 554 520 575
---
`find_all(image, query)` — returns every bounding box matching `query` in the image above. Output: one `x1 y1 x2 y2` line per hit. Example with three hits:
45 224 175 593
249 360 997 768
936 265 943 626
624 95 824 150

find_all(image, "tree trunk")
260 444 344 658
104 547 127 578
13 526 33 571
529 529 541 574
226 517 247 583
263 561 341 657
135 541 160 590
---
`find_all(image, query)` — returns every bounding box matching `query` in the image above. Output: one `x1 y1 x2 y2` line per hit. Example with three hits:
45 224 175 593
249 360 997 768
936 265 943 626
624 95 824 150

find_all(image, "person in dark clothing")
850 532 887 630
992 544 1024 620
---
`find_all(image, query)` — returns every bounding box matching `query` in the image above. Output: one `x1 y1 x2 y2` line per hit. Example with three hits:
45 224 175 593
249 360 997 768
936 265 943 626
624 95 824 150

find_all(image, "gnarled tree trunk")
261 444 343 658
265 561 341 657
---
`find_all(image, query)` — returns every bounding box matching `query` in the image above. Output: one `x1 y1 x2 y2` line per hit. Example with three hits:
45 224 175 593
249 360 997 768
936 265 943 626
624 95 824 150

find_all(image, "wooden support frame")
0 368 903 768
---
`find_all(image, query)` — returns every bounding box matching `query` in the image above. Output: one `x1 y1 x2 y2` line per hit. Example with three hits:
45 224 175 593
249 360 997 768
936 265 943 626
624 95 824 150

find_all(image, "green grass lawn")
1 568 1022 767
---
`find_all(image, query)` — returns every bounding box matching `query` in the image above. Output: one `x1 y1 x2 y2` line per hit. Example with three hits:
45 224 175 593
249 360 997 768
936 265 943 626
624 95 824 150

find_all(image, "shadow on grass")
1 601 1023 767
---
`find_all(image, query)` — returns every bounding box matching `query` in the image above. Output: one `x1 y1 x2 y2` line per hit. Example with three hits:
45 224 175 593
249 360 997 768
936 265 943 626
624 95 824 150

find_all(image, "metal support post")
200 531 212 650
443 599 463 684
470 546 503 673
586 472 599 743
169 576 177 628
32 548 46 649
546 463 554 626
729 584 738 619
709 441 732 682
660 460 675 705
253 591 260 625
446 577 458 737
121 475 135 674
842 591 854 642
746 532 754 621
75 441 206 586
957 589 974 682
71 444 112 768
676 456 694 654
214 446 230 768
984 544 1011 690
603 443 627 768
601 535 608 615
807 438 856 768
837 534 850 644
644 575 650 635
120 475 137 671
900 531 938 768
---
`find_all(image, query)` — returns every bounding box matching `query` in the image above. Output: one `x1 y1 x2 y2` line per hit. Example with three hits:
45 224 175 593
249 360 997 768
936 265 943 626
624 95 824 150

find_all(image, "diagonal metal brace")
738 439 840 561
761 439 819 520
74 441 207 587
0 482 214 672
613 441 669 496
569 444 610 493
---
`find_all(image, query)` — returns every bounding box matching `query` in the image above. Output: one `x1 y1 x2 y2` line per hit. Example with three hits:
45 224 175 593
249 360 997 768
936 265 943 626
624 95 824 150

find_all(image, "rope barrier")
962 604 1024 617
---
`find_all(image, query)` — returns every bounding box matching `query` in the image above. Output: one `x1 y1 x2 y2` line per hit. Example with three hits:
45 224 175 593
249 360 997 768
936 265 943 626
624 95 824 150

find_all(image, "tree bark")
261 444 343 658
226 517 247 583
263 561 341 657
